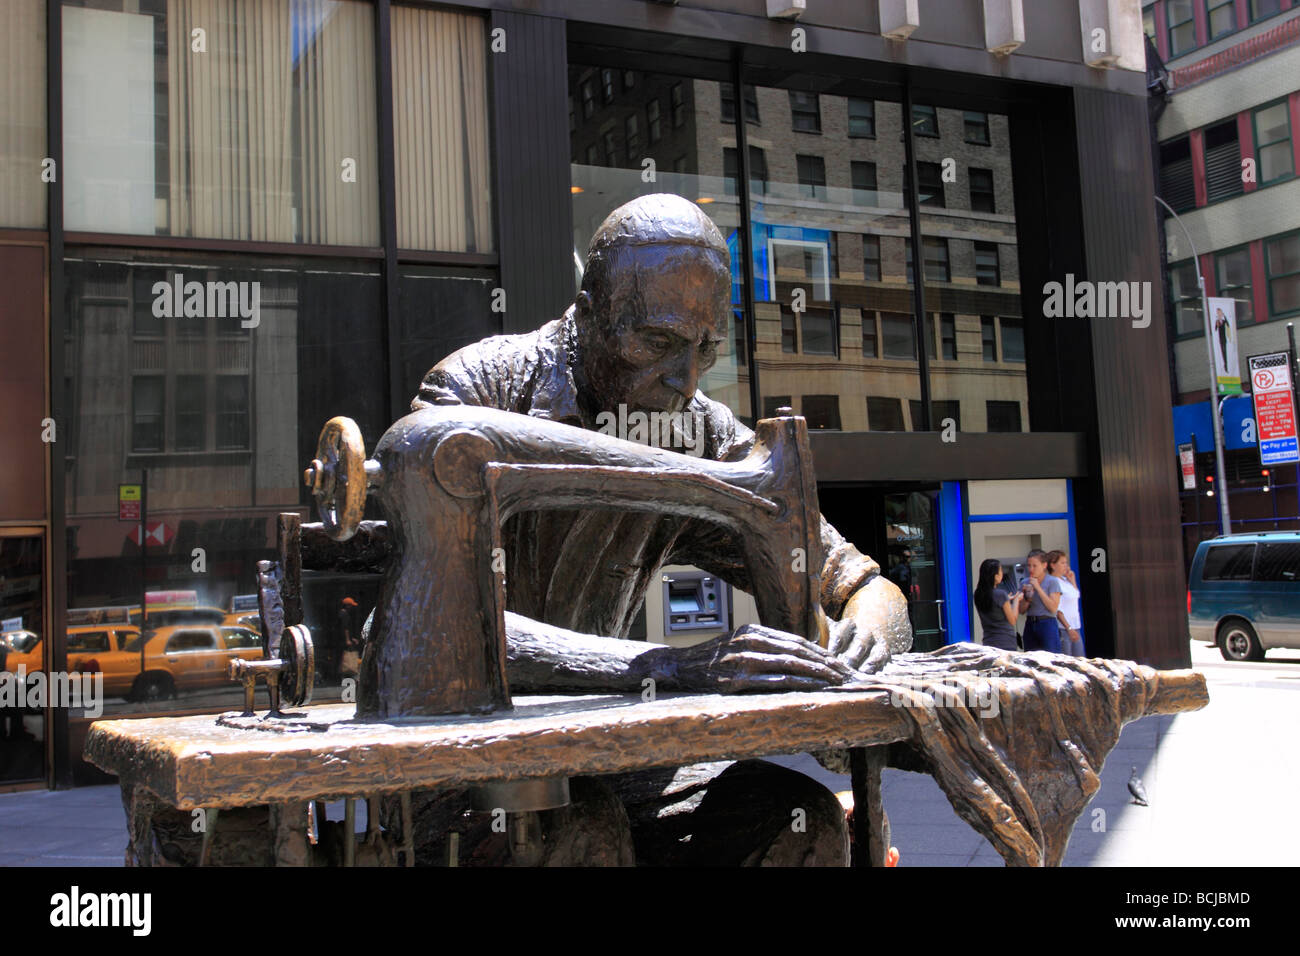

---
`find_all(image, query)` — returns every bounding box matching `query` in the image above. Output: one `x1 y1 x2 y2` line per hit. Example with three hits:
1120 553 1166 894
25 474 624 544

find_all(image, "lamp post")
1157 196 1231 537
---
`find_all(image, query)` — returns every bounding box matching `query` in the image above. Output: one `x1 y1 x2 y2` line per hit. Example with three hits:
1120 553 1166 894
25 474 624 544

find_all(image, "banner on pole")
1209 297 1242 395
1178 442 1196 490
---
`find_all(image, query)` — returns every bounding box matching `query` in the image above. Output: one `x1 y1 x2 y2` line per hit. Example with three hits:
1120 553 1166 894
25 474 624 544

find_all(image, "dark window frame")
1266 229 1300 320
1252 98 1295 188
963 110 990 145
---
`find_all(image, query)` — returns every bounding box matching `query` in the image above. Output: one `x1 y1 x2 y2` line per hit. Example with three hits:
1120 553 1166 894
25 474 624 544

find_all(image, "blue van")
1188 531 1300 661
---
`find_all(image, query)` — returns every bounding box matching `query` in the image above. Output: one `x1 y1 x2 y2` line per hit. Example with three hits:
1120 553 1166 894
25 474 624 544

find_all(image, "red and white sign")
1249 352 1300 467
118 483 141 522
128 522 173 547
1178 442 1196 490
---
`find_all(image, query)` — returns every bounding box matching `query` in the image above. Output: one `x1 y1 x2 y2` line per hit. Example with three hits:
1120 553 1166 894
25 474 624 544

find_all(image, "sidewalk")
2 641 1295 866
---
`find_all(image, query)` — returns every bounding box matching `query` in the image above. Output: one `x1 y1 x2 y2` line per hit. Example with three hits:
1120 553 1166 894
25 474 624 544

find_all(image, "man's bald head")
580 194 730 333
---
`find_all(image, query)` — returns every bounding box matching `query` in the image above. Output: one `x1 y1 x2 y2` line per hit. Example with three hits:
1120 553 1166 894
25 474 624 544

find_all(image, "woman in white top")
1047 550 1083 656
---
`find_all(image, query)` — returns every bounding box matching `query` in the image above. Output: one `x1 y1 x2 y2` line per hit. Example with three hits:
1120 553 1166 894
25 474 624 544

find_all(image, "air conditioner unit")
984 0 1026 56
880 0 920 40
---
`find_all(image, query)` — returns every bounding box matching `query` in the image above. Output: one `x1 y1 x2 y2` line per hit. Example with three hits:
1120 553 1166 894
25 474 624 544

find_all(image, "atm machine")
642 565 760 648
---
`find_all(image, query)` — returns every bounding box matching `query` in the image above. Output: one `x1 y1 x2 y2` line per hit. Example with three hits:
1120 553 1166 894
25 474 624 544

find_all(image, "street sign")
1 616 21 632
119 483 142 522
1248 352 1300 466
1178 442 1196 490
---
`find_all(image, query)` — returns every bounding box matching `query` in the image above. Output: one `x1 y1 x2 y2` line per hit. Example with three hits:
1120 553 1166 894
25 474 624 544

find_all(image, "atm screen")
668 586 702 613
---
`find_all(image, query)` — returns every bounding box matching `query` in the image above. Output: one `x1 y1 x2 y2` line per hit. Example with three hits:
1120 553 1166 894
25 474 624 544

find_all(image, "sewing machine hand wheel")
304 416 367 541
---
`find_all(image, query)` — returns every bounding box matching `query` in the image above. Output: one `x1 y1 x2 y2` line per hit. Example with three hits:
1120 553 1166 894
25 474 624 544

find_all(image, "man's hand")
664 624 858 693
826 573 913 674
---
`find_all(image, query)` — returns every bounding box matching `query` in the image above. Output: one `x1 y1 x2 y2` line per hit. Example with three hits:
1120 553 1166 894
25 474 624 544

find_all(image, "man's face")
577 244 730 416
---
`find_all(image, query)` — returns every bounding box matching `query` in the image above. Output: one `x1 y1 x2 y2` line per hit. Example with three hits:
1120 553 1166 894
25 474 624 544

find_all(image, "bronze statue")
86 194 1210 868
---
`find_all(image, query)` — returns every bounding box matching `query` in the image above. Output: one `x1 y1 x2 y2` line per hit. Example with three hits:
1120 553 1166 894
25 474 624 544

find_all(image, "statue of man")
399 194 911 865
413 194 911 695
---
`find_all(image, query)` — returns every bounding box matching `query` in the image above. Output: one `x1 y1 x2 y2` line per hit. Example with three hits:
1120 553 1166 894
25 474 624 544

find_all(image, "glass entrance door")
883 491 944 652
1 531 46 783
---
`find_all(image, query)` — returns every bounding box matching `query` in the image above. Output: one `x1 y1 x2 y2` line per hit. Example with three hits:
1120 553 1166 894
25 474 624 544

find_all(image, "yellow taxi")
124 624 264 701
1 625 143 699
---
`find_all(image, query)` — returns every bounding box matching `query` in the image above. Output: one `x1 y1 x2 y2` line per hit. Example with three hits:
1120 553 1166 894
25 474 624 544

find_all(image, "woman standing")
1017 549 1062 653
1047 550 1084 656
973 558 1019 652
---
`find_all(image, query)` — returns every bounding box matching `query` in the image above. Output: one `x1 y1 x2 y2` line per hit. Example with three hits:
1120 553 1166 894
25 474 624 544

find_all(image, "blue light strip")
968 512 1070 523
938 481 970 645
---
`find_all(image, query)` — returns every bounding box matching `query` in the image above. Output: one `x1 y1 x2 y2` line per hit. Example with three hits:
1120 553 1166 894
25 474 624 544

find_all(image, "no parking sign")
1248 352 1300 466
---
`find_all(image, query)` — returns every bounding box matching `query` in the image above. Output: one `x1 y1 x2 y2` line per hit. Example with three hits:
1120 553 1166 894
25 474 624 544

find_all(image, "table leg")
849 747 889 867
270 801 313 866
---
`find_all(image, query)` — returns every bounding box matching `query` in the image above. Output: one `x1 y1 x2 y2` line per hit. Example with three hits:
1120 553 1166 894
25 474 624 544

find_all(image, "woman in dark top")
973 558 1019 651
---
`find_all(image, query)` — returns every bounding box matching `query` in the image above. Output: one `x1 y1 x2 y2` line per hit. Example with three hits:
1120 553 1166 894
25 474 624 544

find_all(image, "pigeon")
1127 767 1149 806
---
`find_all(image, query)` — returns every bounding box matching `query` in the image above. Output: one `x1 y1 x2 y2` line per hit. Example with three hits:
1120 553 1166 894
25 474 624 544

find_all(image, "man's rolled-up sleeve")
818 515 882 621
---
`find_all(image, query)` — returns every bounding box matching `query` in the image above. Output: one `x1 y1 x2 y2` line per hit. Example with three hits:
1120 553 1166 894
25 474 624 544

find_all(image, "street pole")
139 467 147 675
1157 196 1232 536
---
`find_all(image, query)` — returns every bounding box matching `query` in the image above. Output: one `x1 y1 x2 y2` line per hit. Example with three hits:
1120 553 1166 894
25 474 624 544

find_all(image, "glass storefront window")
61 0 379 244
569 64 752 423
1 533 45 783
0 0 46 229
63 250 388 718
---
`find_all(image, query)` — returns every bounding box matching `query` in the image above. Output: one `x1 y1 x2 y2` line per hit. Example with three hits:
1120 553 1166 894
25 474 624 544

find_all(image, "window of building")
393 6 492 252
939 314 956 360
602 69 616 103
673 155 688 173
1267 232 1300 317
796 154 827 201
933 400 961 431
913 161 945 207
1204 120 1243 203
647 100 662 143
1206 0 1236 39
720 83 759 124
1250 0 1282 22
975 242 1001 286
881 313 916 360
912 104 939 137
215 377 250 450
986 400 1022 432
581 79 596 118
1170 259 1204 335
781 310 798 352
801 307 839 356
585 144 599 166
61 0 384 246
1167 0 1197 56
623 70 637 90
851 161 877 205
906 238 951 283
671 83 685 127
174 376 205 452
0 0 46 229
868 397 906 431
1253 101 1294 185
790 91 821 132
625 115 640 155
981 316 997 361
862 311 879 357
802 395 842 430
1000 318 1025 362
603 130 619 167
863 236 882 281
849 98 875 138
964 111 990 145
131 377 165 453
1216 247 1254 324
969 167 996 213
1159 137 1196 212
763 396 792 418
1143 6 1156 41
723 146 769 197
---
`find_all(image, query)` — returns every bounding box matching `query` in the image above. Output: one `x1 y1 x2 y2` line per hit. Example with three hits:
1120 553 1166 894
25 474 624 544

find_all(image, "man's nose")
661 347 700 399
